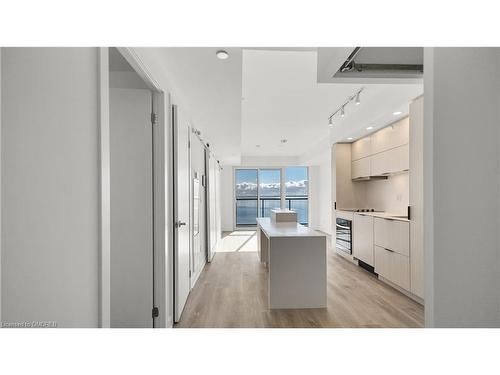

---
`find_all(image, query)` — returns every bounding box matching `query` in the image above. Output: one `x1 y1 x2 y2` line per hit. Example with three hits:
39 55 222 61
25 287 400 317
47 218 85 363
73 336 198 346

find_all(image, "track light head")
355 92 361 105
341 106 345 118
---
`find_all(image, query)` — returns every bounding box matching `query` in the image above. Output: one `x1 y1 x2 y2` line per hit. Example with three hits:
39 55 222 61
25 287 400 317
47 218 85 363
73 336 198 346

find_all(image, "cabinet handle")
384 248 395 253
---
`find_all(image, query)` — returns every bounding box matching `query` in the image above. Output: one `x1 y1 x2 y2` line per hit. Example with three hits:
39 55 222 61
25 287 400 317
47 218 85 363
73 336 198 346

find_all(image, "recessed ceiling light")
366 126 374 130
280 139 288 144
216 50 229 60
393 111 402 115
347 137 354 140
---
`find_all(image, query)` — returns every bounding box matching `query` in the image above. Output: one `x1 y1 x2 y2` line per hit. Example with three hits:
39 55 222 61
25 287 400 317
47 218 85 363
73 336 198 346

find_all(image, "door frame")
98 47 171 328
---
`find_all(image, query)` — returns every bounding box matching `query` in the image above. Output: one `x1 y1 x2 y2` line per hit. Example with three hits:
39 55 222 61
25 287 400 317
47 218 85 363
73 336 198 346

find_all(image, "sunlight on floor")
217 231 257 253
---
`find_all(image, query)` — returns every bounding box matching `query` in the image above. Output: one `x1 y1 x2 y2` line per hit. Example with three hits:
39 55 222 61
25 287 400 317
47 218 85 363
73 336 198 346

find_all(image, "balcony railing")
235 196 308 226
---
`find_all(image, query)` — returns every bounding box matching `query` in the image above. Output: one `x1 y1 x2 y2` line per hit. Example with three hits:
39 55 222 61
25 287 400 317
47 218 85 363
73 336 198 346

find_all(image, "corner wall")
424 47 500 327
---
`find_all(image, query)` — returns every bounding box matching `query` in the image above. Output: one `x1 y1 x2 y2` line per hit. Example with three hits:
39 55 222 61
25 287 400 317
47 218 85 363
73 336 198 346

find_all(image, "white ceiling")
242 49 358 157
153 47 243 165
242 49 423 158
148 48 423 165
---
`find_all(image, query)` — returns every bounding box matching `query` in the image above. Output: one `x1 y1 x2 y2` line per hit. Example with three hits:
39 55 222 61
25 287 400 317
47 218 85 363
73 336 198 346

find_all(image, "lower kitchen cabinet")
374 218 409 256
353 214 374 266
374 245 410 291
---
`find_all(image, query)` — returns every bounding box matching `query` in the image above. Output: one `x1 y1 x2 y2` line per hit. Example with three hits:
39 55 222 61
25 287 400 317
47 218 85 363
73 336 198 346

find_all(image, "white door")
110 88 154 328
173 105 191 322
190 137 207 281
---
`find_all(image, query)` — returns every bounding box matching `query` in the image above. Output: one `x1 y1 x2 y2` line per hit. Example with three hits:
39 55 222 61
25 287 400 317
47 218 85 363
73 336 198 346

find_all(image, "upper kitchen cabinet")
371 117 409 154
351 137 371 161
350 117 410 180
370 143 409 176
352 157 371 179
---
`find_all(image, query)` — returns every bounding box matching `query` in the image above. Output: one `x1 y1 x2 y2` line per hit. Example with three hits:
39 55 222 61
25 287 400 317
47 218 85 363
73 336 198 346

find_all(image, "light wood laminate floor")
176 231 424 328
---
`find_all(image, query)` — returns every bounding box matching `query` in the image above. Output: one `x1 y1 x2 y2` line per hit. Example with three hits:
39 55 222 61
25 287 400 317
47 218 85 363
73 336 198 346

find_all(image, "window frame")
233 166 309 229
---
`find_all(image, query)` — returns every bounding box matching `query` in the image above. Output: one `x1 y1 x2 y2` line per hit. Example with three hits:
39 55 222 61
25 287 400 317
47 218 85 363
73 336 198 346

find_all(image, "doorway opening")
107 48 166 328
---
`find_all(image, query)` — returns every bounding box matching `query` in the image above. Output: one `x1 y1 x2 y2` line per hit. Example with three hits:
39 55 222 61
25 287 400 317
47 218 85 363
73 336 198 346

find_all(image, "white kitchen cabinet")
353 214 374 266
351 137 371 161
374 246 410 291
351 157 371 179
374 218 409 256
371 117 409 154
409 96 424 299
370 144 409 176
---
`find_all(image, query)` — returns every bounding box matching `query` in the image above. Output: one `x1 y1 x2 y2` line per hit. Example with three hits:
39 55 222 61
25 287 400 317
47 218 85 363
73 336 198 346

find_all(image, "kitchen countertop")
256 217 326 237
336 209 410 222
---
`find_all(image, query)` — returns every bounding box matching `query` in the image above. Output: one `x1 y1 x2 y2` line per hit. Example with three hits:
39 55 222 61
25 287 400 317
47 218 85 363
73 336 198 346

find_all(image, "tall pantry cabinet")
409 96 424 299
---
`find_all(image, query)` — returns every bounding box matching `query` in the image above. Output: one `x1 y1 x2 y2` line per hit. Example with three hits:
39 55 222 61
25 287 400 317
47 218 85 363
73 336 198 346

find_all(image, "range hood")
352 175 389 181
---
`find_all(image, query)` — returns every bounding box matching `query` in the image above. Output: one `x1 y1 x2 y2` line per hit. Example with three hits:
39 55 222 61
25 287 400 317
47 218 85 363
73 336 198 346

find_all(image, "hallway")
176 231 424 328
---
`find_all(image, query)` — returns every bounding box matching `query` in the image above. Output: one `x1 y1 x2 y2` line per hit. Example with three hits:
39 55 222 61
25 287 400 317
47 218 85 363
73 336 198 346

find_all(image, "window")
259 169 281 218
285 167 308 225
234 167 308 227
235 169 258 226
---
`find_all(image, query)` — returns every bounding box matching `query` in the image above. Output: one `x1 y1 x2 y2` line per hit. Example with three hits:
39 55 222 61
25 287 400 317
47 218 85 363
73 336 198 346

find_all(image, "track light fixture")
327 87 363 126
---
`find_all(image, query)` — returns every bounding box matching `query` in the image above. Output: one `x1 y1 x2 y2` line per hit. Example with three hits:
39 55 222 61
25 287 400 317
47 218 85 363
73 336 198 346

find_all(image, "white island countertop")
256 217 325 238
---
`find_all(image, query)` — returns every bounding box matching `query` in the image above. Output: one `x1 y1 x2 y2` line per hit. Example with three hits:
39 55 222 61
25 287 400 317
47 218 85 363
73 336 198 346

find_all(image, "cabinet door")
374 218 409 256
351 157 371 179
374 246 410 291
370 144 409 177
351 137 371 161
353 214 374 266
370 150 390 176
409 96 424 299
390 144 409 174
371 118 409 154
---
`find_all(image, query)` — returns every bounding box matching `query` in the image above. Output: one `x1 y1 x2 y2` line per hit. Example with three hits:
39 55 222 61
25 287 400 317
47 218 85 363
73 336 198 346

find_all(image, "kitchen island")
256 217 327 309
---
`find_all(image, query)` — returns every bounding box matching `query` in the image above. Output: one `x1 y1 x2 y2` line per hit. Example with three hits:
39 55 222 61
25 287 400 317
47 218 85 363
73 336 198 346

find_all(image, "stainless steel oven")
336 217 352 254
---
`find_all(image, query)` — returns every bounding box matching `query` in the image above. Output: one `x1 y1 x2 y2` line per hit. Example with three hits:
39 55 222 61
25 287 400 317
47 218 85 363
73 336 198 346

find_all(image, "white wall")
424 47 500 327
1 48 100 327
109 71 150 89
220 166 234 232
301 140 332 234
303 146 332 234
221 147 332 235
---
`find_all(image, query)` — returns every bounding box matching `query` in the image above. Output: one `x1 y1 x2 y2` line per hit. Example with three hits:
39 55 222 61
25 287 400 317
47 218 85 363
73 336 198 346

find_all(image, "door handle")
176 221 186 228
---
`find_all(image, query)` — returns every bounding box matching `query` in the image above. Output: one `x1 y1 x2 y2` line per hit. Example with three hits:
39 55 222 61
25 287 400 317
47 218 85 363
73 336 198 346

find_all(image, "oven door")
336 218 352 254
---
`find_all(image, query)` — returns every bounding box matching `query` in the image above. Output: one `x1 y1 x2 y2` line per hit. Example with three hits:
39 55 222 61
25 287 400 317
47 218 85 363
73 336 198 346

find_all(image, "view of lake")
234 167 309 226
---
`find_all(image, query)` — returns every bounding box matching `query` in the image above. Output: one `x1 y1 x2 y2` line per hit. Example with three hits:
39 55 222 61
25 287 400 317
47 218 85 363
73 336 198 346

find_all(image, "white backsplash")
364 171 409 215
